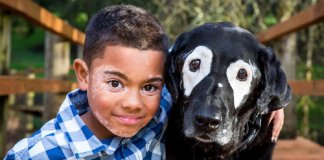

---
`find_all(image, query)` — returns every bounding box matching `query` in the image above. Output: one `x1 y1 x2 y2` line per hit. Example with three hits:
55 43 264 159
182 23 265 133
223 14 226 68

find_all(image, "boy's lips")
114 114 144 125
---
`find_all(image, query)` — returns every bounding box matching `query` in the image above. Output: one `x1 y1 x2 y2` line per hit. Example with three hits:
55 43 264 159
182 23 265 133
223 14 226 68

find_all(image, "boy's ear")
73 59 89 91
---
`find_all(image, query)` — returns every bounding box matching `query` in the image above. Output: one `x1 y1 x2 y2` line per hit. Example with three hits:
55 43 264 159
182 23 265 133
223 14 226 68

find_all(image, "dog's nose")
194 113 221 130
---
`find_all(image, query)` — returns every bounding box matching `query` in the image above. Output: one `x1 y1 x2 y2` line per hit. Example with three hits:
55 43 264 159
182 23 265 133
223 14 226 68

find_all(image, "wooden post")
77 45 83 59
277 33 298 139
0 9 11 157
43 31 70 121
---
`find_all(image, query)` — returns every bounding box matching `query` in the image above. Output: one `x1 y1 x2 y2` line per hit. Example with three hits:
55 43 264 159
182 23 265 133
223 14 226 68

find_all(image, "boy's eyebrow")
146 77 164 83
103 70 164 83
104 70 129 81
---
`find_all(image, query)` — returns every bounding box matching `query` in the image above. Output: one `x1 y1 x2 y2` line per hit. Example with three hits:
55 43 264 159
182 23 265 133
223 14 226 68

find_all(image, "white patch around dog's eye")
226 60 253 108
182 46 213 96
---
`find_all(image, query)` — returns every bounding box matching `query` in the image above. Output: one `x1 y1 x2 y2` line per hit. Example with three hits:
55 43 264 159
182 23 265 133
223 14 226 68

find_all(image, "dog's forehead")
191 23 253 39
183 23 259 55
221 24 250 34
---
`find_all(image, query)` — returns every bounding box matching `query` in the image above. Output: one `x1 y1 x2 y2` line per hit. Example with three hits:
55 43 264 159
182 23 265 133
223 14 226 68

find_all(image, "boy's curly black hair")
83 4 169 67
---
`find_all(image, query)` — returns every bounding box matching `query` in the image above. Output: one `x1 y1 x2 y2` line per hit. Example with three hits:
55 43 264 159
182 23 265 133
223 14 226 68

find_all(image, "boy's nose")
122 90 143 110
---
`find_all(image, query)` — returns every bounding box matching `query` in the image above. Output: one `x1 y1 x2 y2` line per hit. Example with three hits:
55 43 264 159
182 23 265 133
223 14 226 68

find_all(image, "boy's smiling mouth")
113 114 145 125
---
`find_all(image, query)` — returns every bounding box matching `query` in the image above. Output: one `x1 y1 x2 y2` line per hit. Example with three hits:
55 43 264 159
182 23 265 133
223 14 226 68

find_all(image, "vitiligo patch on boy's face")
93 111 143 137
86 45 164 138
89 66 118 98
90 65 163 92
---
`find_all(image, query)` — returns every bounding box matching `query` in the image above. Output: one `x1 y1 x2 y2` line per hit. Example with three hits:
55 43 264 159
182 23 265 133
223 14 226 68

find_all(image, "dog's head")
166 22 291 154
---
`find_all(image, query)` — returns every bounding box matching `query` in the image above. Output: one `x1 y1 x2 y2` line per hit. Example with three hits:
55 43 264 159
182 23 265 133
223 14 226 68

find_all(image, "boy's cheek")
90 82 106 96
145 96 161 115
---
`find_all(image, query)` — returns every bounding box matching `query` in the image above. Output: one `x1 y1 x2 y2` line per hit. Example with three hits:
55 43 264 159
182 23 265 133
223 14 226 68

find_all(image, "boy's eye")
144 85 155 92
142 84 160 96
108 80 123 89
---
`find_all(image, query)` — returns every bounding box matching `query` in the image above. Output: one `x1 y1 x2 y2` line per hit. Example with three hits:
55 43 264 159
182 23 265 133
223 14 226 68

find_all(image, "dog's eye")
189 59 201 72
236 68 247 81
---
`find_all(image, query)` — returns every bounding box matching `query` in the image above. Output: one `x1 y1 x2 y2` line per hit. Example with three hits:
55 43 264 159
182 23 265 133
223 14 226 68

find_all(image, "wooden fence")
0 0 323 157
0 0 82 157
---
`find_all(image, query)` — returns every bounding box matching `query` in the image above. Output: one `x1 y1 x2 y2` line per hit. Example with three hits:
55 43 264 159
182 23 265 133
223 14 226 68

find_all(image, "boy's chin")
109 128 139 138
104 125 142 138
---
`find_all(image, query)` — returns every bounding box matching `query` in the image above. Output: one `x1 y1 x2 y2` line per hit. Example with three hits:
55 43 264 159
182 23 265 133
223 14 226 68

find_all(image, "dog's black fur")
165 22 291 160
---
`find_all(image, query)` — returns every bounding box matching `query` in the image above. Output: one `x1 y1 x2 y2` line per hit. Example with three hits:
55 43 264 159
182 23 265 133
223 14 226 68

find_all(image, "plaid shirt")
5 86 172 160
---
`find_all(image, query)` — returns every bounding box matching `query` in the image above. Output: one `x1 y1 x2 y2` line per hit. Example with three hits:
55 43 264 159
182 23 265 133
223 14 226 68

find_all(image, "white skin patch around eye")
182 46 213 96
91 66 126 98
226 60 254 108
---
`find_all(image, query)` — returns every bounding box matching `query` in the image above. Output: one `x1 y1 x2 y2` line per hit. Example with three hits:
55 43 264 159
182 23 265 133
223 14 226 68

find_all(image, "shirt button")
101 151 108 156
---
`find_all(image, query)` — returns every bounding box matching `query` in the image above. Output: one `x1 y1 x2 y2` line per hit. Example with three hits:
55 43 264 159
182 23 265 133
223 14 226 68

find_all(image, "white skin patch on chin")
226 60 254 108
93 111 136 138
182 46 213 96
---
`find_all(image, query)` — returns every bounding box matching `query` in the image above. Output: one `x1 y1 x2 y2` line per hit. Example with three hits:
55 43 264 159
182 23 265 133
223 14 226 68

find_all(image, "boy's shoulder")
5 119 72 159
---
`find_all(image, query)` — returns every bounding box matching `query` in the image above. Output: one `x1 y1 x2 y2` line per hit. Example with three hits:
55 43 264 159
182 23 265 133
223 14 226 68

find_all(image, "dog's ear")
165 32 190 103
257 46 291 114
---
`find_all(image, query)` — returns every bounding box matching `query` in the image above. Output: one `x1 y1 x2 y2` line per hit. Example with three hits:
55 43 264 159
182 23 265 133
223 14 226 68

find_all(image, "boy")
5 4 284 160
5 4 171 159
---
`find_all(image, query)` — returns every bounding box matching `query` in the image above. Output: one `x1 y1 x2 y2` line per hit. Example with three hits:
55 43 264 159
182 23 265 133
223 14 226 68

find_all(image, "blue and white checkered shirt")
5 86 172 160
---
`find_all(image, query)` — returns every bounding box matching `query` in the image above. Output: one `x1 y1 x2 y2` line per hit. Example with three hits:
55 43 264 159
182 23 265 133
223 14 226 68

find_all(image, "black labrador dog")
165 22 291 160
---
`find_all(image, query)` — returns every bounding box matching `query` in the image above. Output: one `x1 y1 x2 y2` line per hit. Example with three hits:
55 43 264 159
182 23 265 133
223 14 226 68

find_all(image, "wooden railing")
0 0 82 95
0 0 85 45
257 0 324 43
256 0 324 97
0 0 82 156
0 76 77 95
289 80 324 96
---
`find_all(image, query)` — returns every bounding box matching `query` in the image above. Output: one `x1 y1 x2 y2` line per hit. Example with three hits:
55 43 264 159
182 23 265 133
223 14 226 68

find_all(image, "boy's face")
76 45 165 138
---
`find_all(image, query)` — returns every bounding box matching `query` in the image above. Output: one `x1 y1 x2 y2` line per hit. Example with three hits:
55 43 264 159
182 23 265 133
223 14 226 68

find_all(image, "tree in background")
153 0 251 41
34 0 157 31
271 0 298 139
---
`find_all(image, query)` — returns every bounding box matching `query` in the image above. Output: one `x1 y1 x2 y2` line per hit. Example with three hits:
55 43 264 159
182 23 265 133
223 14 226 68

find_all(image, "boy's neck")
81 110 114 139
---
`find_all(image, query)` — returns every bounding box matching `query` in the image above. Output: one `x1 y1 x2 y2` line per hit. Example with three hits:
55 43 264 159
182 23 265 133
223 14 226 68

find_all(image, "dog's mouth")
194 134 235 156
184 118 235 146
194 135 214 143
